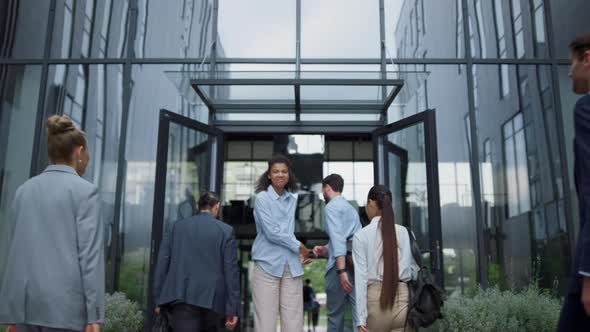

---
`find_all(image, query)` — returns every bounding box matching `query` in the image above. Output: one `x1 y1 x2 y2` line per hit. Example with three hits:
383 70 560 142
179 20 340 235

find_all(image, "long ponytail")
368 185 399 309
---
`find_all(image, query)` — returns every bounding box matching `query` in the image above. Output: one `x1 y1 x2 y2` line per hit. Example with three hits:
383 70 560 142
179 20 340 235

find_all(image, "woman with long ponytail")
352 185 420 332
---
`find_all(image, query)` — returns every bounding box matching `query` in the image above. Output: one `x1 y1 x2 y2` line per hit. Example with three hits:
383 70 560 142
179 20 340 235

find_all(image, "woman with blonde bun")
0 115 104 332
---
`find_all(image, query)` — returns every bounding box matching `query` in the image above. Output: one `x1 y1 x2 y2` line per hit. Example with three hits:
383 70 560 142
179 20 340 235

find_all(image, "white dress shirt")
352 216 420 327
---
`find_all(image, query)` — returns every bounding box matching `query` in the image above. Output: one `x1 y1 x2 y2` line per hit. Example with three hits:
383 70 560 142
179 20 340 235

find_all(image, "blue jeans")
326 267 358 332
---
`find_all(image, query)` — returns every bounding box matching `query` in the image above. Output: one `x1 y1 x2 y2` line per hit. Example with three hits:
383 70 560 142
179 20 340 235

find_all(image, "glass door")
372 109 443 286
147 109 224 316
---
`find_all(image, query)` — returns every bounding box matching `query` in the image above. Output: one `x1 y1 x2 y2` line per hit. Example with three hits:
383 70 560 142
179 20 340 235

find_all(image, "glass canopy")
166 70 428 132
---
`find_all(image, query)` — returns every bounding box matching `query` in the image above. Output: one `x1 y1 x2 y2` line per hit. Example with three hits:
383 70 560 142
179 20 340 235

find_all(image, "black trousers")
557 293 590 332
170 303 221 332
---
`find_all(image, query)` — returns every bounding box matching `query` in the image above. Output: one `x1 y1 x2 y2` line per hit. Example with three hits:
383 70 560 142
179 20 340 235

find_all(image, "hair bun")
46 115 76 136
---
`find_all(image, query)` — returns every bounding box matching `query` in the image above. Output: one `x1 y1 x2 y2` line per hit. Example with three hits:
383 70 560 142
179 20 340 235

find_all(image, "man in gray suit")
153 191 240 332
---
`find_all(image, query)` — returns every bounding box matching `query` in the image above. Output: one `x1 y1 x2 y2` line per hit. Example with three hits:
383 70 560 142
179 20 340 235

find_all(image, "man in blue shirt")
313 174 362 332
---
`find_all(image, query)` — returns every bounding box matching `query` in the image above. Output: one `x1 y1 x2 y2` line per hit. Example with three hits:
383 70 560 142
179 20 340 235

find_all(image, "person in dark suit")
557 33 590 331
153 191 240 332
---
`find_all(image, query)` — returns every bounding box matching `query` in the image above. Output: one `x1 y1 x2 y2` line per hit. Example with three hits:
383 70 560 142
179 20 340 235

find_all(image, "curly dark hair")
255 154 299 193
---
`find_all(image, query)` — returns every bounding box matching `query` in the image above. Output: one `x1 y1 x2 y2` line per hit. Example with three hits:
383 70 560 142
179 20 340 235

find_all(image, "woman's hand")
299 242 310 259
301 256 313 265
358 326 369 332
300 242 313 264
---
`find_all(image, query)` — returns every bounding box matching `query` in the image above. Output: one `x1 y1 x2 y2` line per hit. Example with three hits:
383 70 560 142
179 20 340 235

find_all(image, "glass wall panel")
475 64 569 291
43 64 124 290
218 0 295 58
0 0 49 58
135 0 214 58
302 0 380 58
467 0 549 59
550 0 590 59
0 65 42 282
388 64 475 294
119 64 209 306
384 0 463 59
51 0 130 58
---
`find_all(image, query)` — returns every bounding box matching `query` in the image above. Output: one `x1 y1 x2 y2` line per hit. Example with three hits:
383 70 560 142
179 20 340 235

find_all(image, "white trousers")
251 264 303 332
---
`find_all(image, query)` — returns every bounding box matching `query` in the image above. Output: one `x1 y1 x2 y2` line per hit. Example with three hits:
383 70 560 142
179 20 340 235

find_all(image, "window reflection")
0 65 42 282
51 0 129 58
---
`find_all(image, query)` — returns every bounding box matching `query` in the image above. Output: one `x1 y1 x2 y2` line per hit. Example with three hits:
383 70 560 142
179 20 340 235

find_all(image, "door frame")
372 109 444 286
147 109 224 320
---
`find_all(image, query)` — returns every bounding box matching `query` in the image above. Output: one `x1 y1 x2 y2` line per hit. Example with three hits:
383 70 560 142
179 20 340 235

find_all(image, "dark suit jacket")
153 212 240 316
571 94 590 293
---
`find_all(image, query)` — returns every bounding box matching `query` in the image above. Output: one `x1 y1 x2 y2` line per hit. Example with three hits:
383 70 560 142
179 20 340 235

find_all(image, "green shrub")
432 285 562 332
104 292 143 332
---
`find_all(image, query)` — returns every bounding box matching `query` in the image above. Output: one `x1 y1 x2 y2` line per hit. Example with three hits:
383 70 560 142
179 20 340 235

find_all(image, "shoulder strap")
405 226 423 267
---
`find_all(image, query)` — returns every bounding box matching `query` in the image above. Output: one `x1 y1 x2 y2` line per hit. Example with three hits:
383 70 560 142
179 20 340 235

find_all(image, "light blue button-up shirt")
252 185 303 278
324 195 362 272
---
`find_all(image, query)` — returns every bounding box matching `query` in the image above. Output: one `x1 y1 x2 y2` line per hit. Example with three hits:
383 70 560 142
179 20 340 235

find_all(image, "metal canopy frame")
188 76 404 133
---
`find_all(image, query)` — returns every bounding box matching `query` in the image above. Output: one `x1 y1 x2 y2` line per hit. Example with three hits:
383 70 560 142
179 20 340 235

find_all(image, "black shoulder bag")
404 227 446 329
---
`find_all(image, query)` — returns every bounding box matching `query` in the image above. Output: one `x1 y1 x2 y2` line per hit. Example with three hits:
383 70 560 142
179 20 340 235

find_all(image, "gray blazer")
153 212 240 317
0 165 104 331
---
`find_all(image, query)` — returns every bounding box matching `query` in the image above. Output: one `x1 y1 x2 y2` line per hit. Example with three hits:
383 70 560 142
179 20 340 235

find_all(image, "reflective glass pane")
51 0 130 58
389 65 475 294
213 85 294 102
385 0 463 58
301 86 384 102
218 0 295 58
550 0 590 59
136 0 214 58
0 1 49 58
476 64 569 290
300 114 380 122
217 113 295 121
302 0 380 58
468 0 549 59
118 64 210 306
43 64 124 291
0 65 42 280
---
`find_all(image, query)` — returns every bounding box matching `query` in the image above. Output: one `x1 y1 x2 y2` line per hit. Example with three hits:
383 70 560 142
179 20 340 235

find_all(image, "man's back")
572 94 590 293
153 212 239 316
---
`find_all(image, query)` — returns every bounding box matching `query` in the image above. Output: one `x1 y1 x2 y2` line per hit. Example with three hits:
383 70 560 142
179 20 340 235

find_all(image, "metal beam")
382 84 404 112
294 84 301 121
215 101 384 110
192 84 217 113
216 109 383 115
192 78 404 86
215 121 380 134
461 0 488 288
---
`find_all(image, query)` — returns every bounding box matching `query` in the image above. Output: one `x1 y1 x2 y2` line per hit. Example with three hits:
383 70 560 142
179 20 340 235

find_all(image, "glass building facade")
0 0 588 327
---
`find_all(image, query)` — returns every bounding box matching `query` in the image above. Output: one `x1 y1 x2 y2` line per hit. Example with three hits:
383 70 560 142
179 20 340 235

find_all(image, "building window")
475 0 487 57
419 0 425 35
493 0 510 97
456 0 463 61
82 0 94 58
530 0 546 56
99 0 112 57
511 0 525 58
503 113 530 217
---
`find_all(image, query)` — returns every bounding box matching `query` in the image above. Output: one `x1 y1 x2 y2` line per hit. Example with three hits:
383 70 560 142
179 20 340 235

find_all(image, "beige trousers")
366 282 414 332
251 264 303 332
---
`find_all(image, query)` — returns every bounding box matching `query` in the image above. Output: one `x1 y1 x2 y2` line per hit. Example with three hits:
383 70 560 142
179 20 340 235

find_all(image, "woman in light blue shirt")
251 155 311 332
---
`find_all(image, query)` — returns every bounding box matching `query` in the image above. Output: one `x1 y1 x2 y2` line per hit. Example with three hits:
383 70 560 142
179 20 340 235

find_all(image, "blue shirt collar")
267 184 293 201
43 164 79 176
